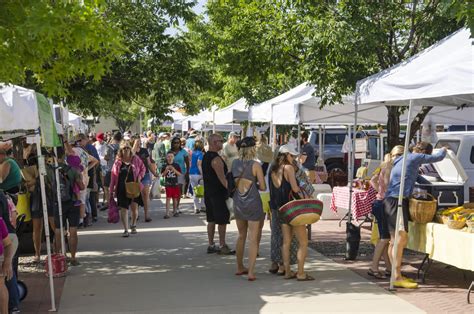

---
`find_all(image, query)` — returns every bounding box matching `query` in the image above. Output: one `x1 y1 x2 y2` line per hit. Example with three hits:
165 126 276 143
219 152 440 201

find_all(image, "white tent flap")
0 85 39 135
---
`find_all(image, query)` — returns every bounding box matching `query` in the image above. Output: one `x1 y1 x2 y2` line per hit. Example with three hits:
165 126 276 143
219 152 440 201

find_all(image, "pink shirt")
370 167 388 200
0 218 8 256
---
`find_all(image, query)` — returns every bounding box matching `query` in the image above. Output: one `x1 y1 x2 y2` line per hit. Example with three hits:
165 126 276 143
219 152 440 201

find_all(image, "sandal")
297 274 315 281
284 272 297 280
235 270 249 276
367 269 387 279
163 215 170 219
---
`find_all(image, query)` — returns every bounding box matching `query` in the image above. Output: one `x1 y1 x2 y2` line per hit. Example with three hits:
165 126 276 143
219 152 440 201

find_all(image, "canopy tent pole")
53 148 66 255
389 100 414 290
379 133 384 161
35 135 57 311
318 125 323 159
212 109 216 133
297 124 301 152
348 102 358 221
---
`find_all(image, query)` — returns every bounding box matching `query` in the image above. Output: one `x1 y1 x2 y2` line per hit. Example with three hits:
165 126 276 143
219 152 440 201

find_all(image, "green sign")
36 93 61 147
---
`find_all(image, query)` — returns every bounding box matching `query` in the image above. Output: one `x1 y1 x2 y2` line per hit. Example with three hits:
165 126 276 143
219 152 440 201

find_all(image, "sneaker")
393 279 418 289
122 231 130 237
131 226 137 234
194 209 200 214
207 245 218 254
218 244 235 255
173 212 179 217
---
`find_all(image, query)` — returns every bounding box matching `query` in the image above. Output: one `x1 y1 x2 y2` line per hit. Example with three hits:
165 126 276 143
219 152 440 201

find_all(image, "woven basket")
463 203 474 209
446 219 466 229
409 194 437 223
435 214 449 224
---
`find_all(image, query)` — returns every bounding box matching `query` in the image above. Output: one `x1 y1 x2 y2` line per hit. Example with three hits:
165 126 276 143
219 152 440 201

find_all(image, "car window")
435 140 460 154
470 147 474 164
325 134 346 145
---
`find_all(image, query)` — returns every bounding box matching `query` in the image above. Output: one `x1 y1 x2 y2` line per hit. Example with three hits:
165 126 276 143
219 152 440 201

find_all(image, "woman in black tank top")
269 145 314 281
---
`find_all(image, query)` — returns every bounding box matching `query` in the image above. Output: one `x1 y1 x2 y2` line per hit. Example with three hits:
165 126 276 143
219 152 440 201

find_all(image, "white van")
435 132 474 203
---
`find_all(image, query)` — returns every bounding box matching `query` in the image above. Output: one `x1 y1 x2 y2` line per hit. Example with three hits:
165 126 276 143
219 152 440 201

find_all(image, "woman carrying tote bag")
269 144 314 281
109 141 146 237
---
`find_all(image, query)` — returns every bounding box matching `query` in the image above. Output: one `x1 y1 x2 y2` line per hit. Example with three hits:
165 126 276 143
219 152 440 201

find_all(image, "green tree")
67 0 205 122
0 0 123 96
188 1 468 148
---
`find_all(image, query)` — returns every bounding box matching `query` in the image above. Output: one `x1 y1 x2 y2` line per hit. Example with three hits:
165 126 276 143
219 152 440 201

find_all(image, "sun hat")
236 136 256 149
279 144 299 156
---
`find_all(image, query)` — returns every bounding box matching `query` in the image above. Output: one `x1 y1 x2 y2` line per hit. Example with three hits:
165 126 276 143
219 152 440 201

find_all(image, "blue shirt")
186 138 196 151
85 143 100 162
386 149 446 198
172 149 188 174
189 150 203 175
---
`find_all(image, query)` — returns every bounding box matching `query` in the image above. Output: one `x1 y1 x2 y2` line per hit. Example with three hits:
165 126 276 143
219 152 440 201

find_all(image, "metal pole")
347 102 358 222
36 136 56 311
53 147 66 255
389 100 414 290
297 124 301 152
318 125 323 160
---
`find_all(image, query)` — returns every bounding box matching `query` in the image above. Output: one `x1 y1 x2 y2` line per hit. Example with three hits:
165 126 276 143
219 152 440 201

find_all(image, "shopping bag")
225 198 235 221
150 179 161 200
16 193 31 222
108 198 120 224
260 192 271 215
193 180 204 198
370 221 379 246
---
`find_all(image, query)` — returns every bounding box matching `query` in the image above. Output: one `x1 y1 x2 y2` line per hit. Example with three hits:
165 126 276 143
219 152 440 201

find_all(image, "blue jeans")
6 271 20 309
371 199 390 239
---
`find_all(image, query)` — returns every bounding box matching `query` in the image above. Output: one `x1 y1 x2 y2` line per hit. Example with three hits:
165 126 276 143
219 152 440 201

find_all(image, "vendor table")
407 221 474 303
330 186 377 220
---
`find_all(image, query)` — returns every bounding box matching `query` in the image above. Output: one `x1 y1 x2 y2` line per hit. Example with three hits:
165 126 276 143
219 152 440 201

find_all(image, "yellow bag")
370 221 379 246
16 193 31 222
260 192 271 214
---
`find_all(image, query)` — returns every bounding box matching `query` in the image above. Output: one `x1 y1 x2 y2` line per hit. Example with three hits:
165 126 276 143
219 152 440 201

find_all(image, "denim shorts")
141 172 152 186
371 199 390 239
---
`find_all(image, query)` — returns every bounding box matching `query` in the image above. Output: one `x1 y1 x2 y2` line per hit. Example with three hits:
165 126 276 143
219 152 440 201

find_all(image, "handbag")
278 192 323 226
150 178 161 200
125 165 141 199
193 179 205 198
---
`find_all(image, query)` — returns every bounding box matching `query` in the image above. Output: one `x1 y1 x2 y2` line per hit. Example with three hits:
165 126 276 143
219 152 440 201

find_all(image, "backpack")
58 165 73 202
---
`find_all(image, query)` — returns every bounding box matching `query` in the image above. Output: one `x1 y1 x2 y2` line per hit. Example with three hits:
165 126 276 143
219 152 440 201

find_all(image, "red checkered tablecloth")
330 186 377 219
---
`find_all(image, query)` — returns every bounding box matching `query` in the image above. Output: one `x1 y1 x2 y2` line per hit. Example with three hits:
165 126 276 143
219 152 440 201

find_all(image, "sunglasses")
123 147 131 150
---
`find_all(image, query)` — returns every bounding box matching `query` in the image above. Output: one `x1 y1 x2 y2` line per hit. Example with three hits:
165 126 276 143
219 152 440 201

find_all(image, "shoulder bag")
278 190 323 226
125 165 141 199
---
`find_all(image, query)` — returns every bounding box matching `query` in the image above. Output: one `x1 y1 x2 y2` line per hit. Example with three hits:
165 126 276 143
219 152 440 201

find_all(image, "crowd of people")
0 126 448 312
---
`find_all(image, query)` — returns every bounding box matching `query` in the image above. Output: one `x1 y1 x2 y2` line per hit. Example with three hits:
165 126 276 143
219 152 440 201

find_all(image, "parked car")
435 131 474 202
308 128 393 172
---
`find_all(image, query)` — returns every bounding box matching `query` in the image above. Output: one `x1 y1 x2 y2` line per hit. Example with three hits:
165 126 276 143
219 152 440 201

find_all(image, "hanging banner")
36 93 61 147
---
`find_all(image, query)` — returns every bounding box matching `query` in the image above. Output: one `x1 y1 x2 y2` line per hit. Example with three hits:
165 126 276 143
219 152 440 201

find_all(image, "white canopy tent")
181 109 213 131
248 82 314 122
68 112 88 134
355 27 474 290
0 84 58 311
214 98 249 125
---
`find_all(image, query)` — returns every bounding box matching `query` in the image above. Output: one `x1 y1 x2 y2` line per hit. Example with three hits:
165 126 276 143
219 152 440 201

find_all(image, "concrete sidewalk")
58 198 423 313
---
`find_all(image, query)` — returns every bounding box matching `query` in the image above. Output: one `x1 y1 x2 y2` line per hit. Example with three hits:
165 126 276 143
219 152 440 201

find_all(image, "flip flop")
235 270 249 276
248 276 256 281
367 269 387 279
297 274 315 281
284 272 297 280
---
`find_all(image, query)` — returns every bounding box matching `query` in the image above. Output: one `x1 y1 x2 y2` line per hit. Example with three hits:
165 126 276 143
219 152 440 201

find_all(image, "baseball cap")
96 132 104 141
228 131 239 138
279 144 299 156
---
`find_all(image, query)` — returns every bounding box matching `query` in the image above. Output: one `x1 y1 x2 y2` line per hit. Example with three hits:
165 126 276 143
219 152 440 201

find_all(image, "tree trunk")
386 106 401 150
405 106 433 144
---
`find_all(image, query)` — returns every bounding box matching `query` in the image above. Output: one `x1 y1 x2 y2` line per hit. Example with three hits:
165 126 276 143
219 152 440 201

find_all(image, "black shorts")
384 197 409 234
30 193 55 219
104 171 112 187
204 194 230 225
54 201 80 228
